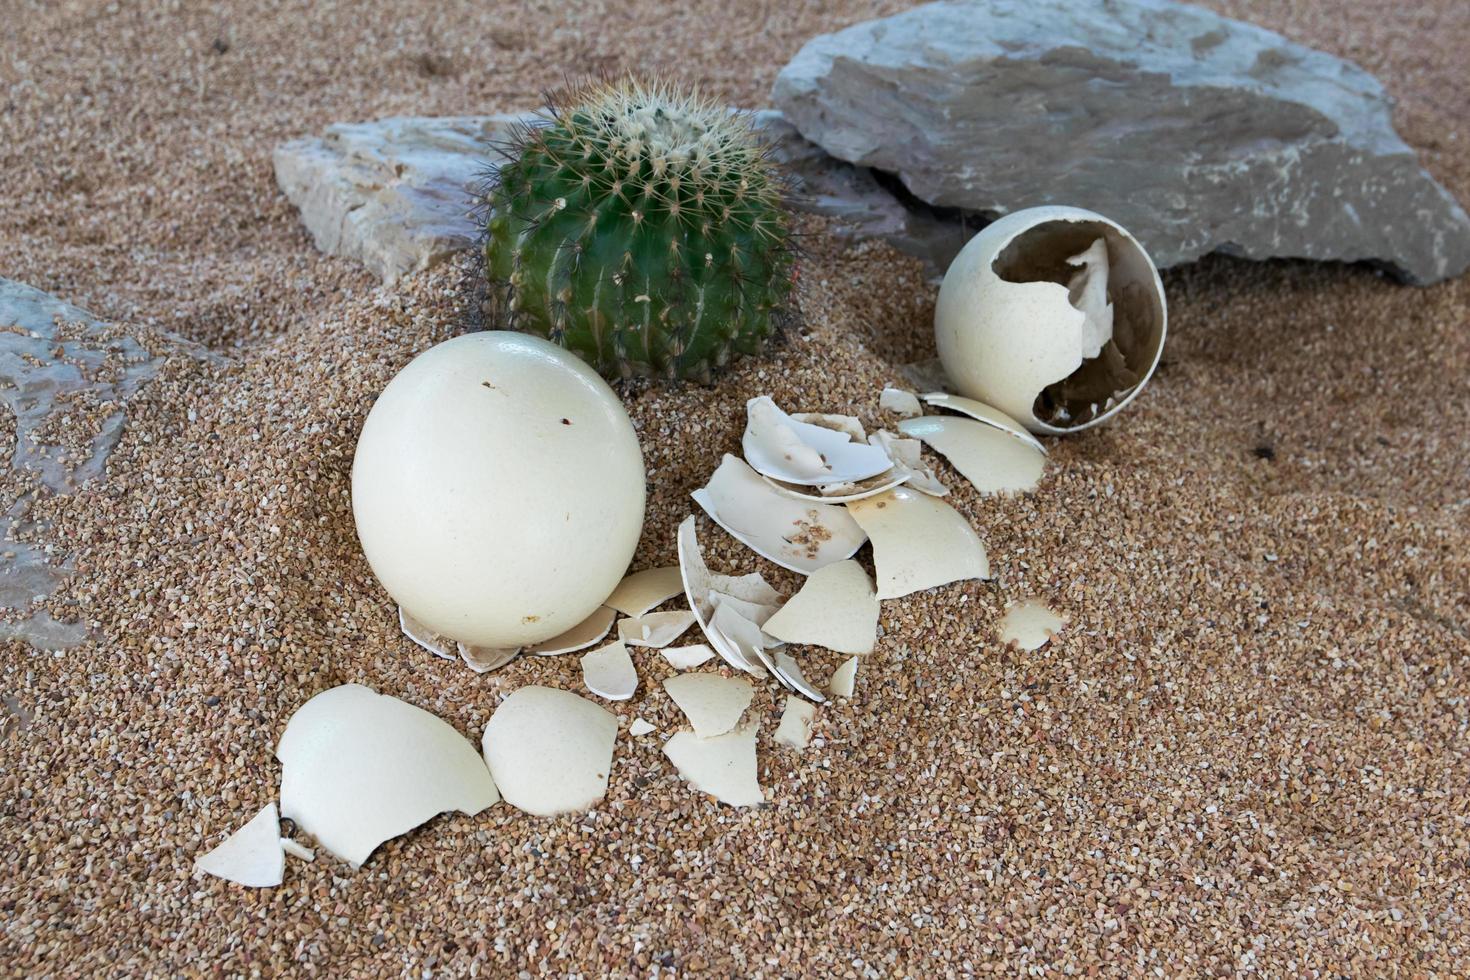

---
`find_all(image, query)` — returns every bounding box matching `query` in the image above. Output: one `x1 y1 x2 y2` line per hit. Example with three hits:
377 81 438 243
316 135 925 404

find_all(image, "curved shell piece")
935 206 1166 435
846 488 990 600
482 686 617 817
742 396 893 486
897 416 1046 496
919 392 1046 453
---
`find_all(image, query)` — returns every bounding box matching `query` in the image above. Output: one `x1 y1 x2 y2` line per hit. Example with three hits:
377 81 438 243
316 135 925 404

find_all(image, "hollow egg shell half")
352 331 646 649
934 206 1167 435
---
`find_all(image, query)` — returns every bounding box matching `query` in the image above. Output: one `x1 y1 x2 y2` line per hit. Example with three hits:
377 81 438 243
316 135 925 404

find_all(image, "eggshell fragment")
742 396 892 486
617 610 697 649
603 567 684 618
829 657 859 698
629 718 656 737
193 802 284 888
847 488 990 600
714 572 783 607
399 606 453 661
761 469 909 504
526 605 617 656
693 455 867 574
791 412 867 442
879 386 922 419
663 724 764 807
762 560 879 655
457 641 520 674
998 598 1068 651
919 392 1047 453
773 696 817 751
277 684 499 867
771 650 828 704
676 517 769 678
661 643 716 669
707 590 780 628
709 601 778 677
482 686 617 816
662 673 754 739
281 838 316 862
868 429 949 497
580 640 639 701
898 416 1046 495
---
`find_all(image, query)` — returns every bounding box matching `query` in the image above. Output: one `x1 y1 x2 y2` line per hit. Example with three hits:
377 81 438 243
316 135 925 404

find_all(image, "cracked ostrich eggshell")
935 206 1166 435
352 332 645 649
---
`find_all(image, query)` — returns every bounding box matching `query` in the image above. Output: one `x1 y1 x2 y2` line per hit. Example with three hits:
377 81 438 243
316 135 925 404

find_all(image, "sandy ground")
3 0 1469 975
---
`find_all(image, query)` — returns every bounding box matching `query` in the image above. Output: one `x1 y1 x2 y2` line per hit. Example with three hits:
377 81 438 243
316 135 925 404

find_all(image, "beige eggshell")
762 559 879 655
742 396 893 486
919 392 1047 453
879 386 923 418
847 488 990 600
277 684 500 867
616 610 697 649
193 802 284 888
580 640 639 701
828 657 859 698
662 673 755 739
663 723 765 807
676 516 769 678
692 454 867 574
526 606 617 657
482 686 617 816
935 206 1166 434
660 643 717 670
998 598 1068 651
603 567 684 618
897 416 1046 495
352 332 645 649
773 696 817 751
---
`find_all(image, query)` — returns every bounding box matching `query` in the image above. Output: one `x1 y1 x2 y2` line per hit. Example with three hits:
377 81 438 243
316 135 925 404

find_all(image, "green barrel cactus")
482 77 797 382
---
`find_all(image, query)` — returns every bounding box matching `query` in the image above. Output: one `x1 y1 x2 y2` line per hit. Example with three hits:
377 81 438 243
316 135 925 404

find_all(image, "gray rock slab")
772 0 1470 284
272 111 965 282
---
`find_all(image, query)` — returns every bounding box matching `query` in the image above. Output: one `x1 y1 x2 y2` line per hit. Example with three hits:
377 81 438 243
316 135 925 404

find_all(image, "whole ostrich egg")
352 332 646 649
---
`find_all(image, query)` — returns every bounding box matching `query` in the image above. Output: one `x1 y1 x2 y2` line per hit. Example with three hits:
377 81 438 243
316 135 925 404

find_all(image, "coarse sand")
2 0 1469 975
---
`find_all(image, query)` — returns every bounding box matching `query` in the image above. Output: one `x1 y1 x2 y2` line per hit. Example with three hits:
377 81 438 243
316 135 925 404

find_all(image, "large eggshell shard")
692 455 867 574
829 657 859 698
617 610 697 649
762 560 879 655
998 598 1068 651
603 567 684 618
400 607 453 661
482 686 617 817
663 724 765 807
934 206 1167 435
194 802 284 888
526 606 617 656
580 640 639 700
661 643 716 669
879 386 922 419
277 684 499 867
676 516 768 678
898 416 1046 495
919 393 1047 453
847 488 990 600
742 396 893 486
662 673 755 739
773 696 817 751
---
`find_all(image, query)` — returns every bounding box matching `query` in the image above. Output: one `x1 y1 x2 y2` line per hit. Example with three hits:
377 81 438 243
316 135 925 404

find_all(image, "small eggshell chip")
629 718 656 737
281 838 316 862
771 650 828 704
617 610 697 649
692 455 867 574
742 396 893 486
762 560 879 655
482 686 617 817
898 416 1046 495
399 606 453 661
457 641 520 674
663 724 764 807
919 392 1047 453
277 684 499 867
847 488 990 599
998 598 1068 651
879 386 922 418
581 640 639 700
829 657 859 698
194 802 284 888
661 643 717 669
526 605 617 656
773 696 817 751
603 566 684 618
662 673 755 739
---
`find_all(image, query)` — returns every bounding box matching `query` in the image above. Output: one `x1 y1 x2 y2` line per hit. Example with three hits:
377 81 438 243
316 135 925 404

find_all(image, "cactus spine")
482 77 796 381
